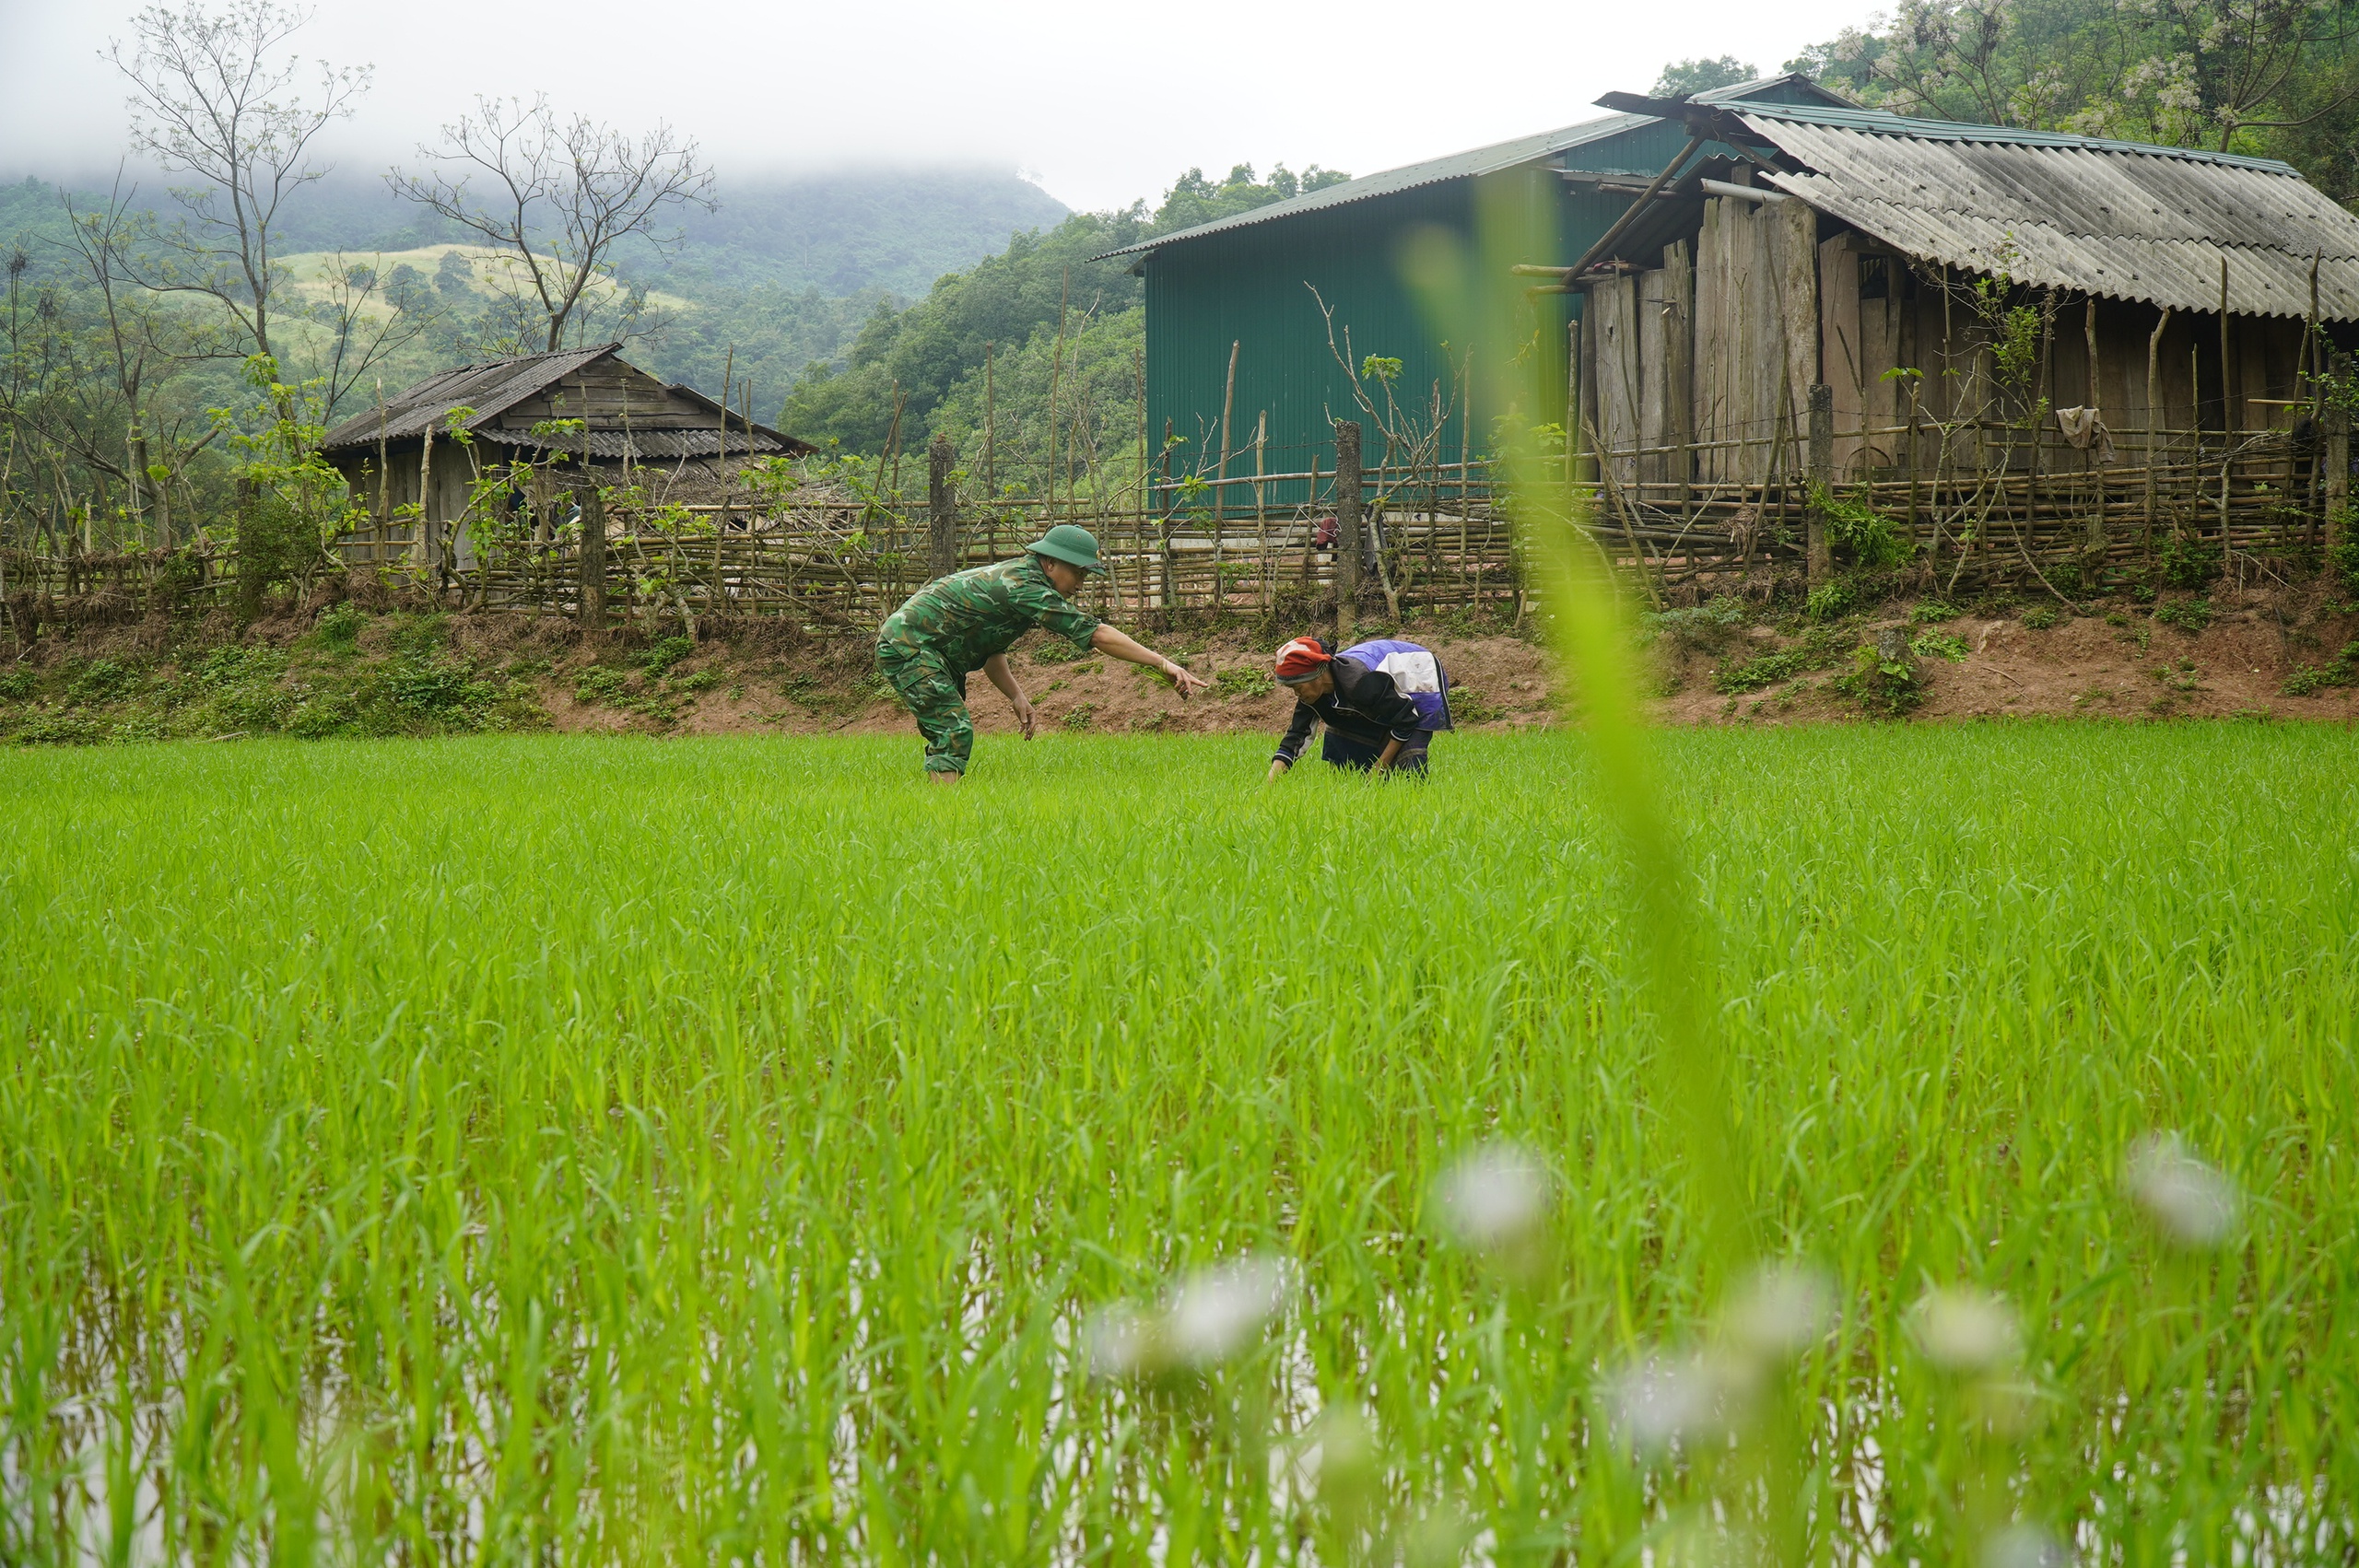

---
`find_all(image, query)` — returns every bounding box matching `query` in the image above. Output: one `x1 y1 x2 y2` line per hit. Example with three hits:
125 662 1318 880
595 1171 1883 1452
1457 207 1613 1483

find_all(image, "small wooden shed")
321 344 813 566
1561 95 2359 563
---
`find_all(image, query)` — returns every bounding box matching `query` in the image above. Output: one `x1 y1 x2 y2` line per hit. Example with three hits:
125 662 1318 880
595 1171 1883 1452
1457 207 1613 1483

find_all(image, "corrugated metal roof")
1743 112 2359 318
1093 74 1839 261
1735 99 2298 172
322 344 617 450
322 344 813 456
475 427 798 460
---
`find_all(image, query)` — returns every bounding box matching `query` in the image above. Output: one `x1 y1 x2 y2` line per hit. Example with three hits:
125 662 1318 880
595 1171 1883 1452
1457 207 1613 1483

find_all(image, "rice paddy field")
4 724 2355 1565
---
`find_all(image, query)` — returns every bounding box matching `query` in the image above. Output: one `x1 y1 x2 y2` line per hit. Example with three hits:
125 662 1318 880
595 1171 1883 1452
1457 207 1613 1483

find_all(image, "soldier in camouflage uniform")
876 524 1210 781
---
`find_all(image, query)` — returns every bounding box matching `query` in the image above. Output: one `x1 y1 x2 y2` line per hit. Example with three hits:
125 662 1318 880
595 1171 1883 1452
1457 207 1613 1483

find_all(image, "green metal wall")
1142 91 1823 510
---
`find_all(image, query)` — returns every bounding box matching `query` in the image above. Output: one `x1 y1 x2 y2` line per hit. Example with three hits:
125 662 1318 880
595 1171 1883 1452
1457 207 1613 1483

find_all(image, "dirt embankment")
8 579 2356 744
1653 588 2359 726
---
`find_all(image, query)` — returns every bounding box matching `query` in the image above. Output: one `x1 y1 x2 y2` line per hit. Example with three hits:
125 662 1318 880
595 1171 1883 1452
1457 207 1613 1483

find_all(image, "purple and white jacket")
1273 638 1452 763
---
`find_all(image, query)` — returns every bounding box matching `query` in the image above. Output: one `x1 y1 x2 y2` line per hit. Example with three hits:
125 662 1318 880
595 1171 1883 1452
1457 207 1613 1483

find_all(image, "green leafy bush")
2329 531 2359 594
11 711 101 744
1641 595 1748 650
1816 486 1913 568
2021 606 2059 630
1060 703 1097 731
67 660 140 705
380 659 493 721
2157 533 2220 591
1214 666 1273 699
1910 602 1960 624
1806 581 1855 623
576 666 631 705
2282 640 2359 695
675 669 722 694
1449 685 1509 723
2153 598 2213 634
0 670 33 700
315 603 367 653
639 636 694 676
1909 632 1971 662
1835 642 1925 717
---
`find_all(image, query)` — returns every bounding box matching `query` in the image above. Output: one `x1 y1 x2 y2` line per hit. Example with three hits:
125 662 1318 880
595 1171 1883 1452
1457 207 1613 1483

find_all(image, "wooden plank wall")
1692 193 1817 483
499 358 703 430
1605 205 2318 488
1593 242 1695 490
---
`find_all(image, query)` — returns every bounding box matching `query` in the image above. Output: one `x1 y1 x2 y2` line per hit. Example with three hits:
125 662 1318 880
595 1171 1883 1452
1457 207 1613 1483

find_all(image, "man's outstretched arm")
1091 625 1211 696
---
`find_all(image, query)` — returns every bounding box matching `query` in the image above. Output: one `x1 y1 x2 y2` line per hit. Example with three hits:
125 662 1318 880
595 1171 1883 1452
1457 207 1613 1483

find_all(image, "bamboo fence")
1 424 2342 635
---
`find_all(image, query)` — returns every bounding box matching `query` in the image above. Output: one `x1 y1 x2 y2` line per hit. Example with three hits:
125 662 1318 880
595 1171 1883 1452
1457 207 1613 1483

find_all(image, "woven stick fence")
2 416 2341 638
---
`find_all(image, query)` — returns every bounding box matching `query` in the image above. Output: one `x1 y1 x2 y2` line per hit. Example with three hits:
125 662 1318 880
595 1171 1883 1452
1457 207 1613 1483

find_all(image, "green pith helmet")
1029 524 1105 575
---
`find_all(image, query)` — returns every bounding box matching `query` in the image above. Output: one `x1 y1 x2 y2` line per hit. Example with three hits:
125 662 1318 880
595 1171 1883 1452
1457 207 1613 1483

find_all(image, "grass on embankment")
3 725 2355 1562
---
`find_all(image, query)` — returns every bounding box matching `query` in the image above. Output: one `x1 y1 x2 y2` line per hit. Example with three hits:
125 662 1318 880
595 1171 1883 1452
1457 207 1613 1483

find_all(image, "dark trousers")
1320 731 1430 774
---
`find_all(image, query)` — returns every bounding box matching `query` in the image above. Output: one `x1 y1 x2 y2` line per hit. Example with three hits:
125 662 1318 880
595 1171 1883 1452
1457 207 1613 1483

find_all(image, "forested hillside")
0 163 1068 431
777 164 1350 489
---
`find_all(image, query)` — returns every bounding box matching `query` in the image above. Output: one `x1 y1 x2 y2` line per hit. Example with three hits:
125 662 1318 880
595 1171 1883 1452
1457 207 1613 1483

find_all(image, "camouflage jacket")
876 556 1100 673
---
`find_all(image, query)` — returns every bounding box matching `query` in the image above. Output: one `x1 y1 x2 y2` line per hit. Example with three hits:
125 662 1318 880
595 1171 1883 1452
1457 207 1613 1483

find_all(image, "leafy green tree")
1653 56 1760 97
1790 0 2359 162
775 162 1351 465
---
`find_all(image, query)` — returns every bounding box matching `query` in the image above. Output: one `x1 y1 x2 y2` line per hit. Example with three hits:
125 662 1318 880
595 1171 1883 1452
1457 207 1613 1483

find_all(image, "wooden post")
579 483 607 628
1565 317 1580 489
1254 411 1268 609
2084 297 2105 558
928 434 957 581
1158 417 1175 610
415 415 436 576
1806 383 1834 583
2328 353 2351 564
2219 258 2234 552
2145 308 2170 558
1335 419 1365 615
1216 340 1238 608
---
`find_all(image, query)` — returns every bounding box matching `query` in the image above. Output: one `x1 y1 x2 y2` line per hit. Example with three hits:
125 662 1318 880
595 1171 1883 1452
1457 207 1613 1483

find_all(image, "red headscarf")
1273 637 1333 684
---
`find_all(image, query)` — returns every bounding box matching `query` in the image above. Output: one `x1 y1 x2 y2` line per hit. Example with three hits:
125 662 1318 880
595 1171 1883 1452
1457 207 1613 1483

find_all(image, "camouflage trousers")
876 644 972 775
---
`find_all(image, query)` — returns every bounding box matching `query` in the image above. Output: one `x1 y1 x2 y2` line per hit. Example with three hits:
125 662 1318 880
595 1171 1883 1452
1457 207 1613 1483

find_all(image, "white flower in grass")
1289 1402 1379 1516
1167 1255 1290 1368
1982 1522 2071 1568
1912 1287 2022 1375
2123 1132 2241 1249
1725 1263 1837 1362
1607 1351 1722 1457
1434 1142 1553 1252
1086 1305 1156 1381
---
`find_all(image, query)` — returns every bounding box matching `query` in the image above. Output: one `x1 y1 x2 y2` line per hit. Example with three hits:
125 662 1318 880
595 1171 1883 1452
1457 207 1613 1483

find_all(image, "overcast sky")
0 0 1872 212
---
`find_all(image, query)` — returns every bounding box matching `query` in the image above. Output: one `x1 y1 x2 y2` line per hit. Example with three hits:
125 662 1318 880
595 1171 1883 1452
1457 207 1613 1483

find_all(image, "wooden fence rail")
4 421 2344 636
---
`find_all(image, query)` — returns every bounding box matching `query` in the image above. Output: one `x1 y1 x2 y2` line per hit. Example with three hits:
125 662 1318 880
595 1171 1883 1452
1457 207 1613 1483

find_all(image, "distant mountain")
0 164 1070 306
654 170 1069 298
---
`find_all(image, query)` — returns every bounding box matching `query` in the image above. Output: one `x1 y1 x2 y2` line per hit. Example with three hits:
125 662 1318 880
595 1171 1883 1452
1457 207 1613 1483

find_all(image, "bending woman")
1265 636 1452 780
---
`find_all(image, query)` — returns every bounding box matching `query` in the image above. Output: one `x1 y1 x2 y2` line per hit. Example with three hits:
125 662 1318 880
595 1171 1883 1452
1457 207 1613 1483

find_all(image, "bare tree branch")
106 0 370 363
388 96 716 354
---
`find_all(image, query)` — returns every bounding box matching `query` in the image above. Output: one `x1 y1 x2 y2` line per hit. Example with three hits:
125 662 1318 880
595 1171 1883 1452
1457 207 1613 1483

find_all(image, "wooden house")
1564 93 2359 556
320 344 813 567
1096 75 1850 503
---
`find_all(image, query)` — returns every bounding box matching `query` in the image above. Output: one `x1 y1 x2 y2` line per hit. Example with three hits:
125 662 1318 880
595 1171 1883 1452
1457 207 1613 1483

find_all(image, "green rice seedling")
3 727 2353 1563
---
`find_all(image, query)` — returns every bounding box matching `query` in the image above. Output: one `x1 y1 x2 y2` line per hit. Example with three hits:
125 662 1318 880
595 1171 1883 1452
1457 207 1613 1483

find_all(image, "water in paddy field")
4 727 2355 1562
